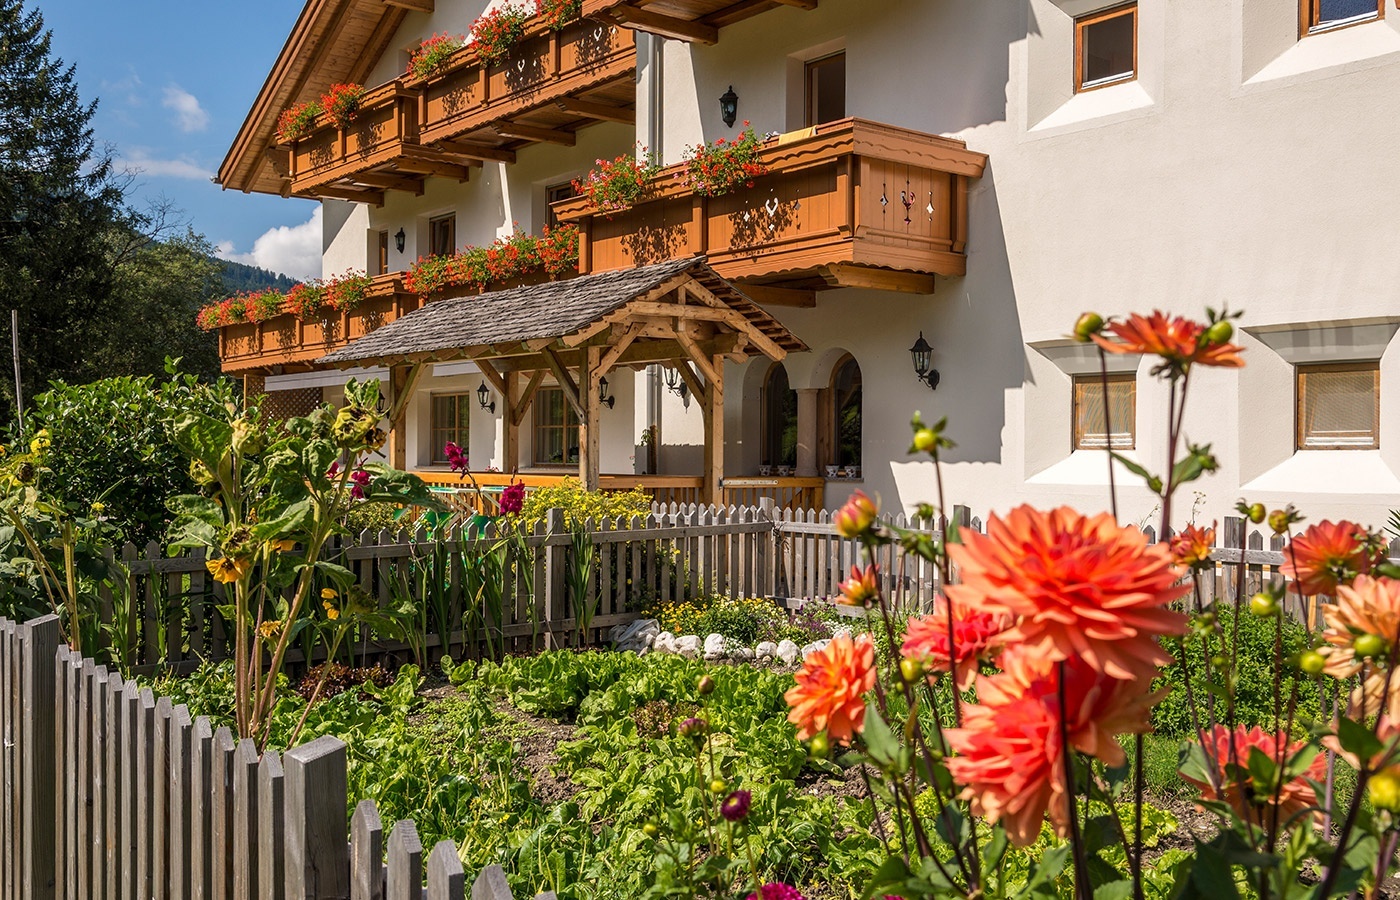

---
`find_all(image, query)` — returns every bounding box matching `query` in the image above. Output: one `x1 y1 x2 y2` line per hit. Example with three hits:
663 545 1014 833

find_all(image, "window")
429 214 456 257
1073 373 1136 450
1074 4 1137 92
1297 363 1379 449
431 394 471 464
805 52 846 127
534 387 581 466
761 364 798 468
376 230 389 276
829 356 862 468
546 182 577 229
1303 0 1383 33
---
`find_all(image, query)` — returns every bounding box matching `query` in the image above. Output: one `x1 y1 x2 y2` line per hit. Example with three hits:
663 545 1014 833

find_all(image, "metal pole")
11 309 23 439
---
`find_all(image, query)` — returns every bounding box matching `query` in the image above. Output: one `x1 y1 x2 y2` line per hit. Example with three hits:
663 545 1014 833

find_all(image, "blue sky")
40 0 324 279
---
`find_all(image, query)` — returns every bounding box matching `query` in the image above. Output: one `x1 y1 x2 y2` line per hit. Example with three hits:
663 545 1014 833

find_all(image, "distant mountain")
218 258 300 295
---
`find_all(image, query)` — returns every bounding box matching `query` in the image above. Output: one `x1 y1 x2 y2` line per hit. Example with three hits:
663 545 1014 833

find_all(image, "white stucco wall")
318 0 1400 526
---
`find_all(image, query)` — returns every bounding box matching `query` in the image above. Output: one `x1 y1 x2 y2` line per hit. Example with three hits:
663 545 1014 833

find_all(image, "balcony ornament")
477 381 497 413
664 366 690 401
394 228 406 253
910 332 940 391
719 85 739 128
901 182 914 226
599 377 616 410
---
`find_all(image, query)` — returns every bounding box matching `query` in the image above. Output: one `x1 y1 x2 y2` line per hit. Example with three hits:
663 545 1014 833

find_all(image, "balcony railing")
279 16 636 203
218 274 420 372
415 471 823 514
552 118 988 294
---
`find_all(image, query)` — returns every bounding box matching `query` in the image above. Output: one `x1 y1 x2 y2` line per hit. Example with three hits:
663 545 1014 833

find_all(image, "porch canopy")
318 257 807 502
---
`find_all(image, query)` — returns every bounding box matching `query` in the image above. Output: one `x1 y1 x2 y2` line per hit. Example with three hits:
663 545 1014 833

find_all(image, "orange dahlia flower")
837 563 879 607
1280 520 1386 596
784 633 875 745
1091 311 1244 370
901 598 1010 690
833 491 879 539
1183 725 1324 825
945 652 1159 845
1170 522 1216 570
948 506 1188 680
1319 575 1400 678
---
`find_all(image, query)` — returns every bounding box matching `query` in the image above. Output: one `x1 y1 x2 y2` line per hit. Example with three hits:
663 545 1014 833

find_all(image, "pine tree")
0 0 131 420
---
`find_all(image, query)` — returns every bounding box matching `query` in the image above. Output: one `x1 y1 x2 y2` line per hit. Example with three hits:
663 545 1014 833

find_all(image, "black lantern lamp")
719 85 739 128
663 366 689 400
910 332 940 390
599 377 616 410
394 228 406 253
476 381 496 413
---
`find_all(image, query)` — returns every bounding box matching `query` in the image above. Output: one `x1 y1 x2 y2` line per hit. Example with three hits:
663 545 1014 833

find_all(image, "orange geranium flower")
1183 725 1324 824
901 598 1010 690
1170 522 1216 570
1280 520 1385 596
945 652 1159 845
1319 575 1400 678
784 634 875 745
1092 311 1244 370
948 506 1188 680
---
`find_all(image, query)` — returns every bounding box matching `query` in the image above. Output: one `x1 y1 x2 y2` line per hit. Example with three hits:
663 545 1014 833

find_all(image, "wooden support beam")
350 172 425 193
673 360 705 407
821 263 935 295
581 346 602 491
600 5 719 43
736 283 816 308
554 98 636 124
312 186 386 206
703 0 816 27
675 330 721 385
472 356 508 398
510 370 546 427
489 334 748 374
703 354 724 504
596 324 640 376
387 363 423 469
674 282 790 360
542 346 585 420
432 140 517 164
492 122 576 146
382 0 432 9
395 148 475 181
504 371 519 474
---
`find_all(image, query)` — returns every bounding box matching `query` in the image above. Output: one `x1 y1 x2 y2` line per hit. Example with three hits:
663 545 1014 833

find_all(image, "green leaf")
1111 452 1164 495
170 412 233 470
1335 716 1383 764
1024 844 1070 896
1093 879 1133 900
860 701 901 770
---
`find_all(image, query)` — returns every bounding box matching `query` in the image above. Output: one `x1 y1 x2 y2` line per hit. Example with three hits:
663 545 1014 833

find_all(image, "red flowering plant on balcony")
284 282 328 321
324 270 373 312
572 150 660 215
469 4 530 66
276 99 323 143
241 288 287 324
535 0 581 30
404 225 578 296
195 305 222 331
677 123 769 197
407 32 466 80
319 83 365 129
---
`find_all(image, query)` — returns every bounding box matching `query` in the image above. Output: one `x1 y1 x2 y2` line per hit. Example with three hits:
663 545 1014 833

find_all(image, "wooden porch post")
580 347 602 491
388 365 410 470
703 354 724 506
796 388 819 477
503 371 519 474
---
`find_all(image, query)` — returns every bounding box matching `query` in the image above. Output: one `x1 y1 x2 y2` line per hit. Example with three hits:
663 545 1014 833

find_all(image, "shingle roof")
318 257 806 367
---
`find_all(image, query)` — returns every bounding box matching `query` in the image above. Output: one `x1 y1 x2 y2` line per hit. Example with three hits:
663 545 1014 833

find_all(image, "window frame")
546 182 577 229
804 51 847 128
428 214 456 258
532 386 581 467
1296 361 1380 451
760 362 798 469
1301 0 1383 36
827 354 862 470
1072 372 1137 451
1073 3 1138 94
376 230 389 276
430 393 471 465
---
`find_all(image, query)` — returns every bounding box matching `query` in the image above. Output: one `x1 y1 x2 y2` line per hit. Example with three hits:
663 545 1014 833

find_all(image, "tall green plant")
568 526 597 638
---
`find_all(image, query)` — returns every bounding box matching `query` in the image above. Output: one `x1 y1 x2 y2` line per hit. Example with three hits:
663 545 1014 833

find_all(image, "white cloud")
162 85 209 133
216 208 323 282
115 148 213 181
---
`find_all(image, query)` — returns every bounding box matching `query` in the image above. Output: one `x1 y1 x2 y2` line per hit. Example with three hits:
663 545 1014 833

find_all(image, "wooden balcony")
552 118 988 296
584 0 816 45
280 17 636 204
219 274 422 373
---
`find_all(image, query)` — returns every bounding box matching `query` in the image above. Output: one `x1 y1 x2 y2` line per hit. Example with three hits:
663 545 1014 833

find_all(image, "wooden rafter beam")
396 146 477 180
311 186 386 205
486 334 747 374
597 324 641 375
736 284 816 308
542 346 585 419
493 122 576 146
433 140 517 164
702 0 815 26
821 263 935 295
673 360 705 404
381 0 432 10
599 5 719 43
350 172 425 193
675 331 720 385
473 355 508 397
510 370 546 426
387 361 424 425
676 282 789 360
554 98 636 124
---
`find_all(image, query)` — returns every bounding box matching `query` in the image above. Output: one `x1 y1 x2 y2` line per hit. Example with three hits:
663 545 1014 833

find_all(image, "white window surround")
1243 317 1400 365
1030 339 1142 376
1024 340 1144 484
1246 18 1400 88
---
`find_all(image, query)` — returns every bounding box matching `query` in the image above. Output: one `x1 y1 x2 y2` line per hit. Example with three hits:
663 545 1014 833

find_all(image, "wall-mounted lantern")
477 381 496 413
910 332 940 390
719 85 739 128
394 228 406 254
599 377 616 410
663 367 689 401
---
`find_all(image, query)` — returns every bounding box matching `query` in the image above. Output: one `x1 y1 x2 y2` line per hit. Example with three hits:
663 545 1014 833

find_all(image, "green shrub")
514 478 652 530
645 593 802 644
344 501 406 535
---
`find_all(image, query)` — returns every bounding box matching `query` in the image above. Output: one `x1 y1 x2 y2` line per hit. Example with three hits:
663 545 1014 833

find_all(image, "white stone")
703 633 727 660
652 631 678 654
831 626 853 643
755 641 778 660
676 635 701 658
731 647 756 661
614 618 662 654
776 639 800 665
800 640 830 658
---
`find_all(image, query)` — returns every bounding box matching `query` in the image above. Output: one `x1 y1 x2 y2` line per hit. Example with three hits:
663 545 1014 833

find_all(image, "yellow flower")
206 556 251 584
323 601 340 620
321 587 338 600
258 620 282 640
270 539 296 552
90 501 106 514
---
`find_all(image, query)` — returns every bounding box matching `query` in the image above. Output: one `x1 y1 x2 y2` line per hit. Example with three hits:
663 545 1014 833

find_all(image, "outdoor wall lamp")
599 377 616 410
663 366 689 401
909 331 940 390
394 228 406 253
719 85 739 128
477 381 496 413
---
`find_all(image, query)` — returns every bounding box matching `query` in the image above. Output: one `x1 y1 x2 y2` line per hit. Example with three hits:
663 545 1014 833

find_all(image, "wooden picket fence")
0 613 557 900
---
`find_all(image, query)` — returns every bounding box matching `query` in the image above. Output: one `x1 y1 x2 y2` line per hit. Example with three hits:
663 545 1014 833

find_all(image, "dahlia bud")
833 491 878 539
678 717 708 744
709 778 727 795
697 675 716 696
837 563 879 607
1249 593 1279 618
1297 650 1325 677
1370 770 1400 812
912 428 937 453
1072 312 1105 343
641 822 659 837
1204 320 1234 344
899 657 924 684
1247 503 1266 524
720 789 751 822
1354 633 1386 660
808 732 829 760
